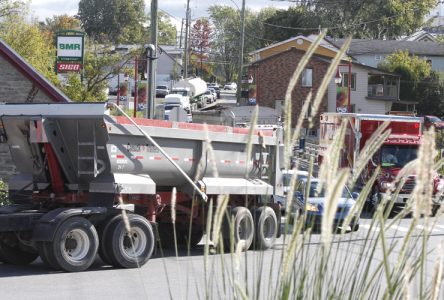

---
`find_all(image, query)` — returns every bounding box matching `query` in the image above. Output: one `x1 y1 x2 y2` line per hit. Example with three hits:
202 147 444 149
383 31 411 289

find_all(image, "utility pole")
184 0 190 78
236 0 246 104
147 0 158 119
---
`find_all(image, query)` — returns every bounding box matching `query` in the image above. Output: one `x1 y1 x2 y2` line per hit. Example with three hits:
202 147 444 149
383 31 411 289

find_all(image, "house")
248 46 401 136
0 38 70 179
330 39 444 72
107 44 183 92
157 45 183 88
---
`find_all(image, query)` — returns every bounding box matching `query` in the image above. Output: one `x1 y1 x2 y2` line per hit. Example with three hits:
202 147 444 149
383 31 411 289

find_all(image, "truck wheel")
44 217 99 272
157 223 203 249
0 237 38 266
98 215 122 265
105 214 154 268
38 242 61 270
253 206 277 250
223 207 254 252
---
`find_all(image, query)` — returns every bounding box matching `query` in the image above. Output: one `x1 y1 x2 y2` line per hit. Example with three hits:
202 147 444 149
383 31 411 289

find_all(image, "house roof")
249 34 340 56
330 38 444 56
0 38 71 102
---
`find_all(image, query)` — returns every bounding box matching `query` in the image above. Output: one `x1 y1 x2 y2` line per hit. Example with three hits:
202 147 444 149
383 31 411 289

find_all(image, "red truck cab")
319 113 442 213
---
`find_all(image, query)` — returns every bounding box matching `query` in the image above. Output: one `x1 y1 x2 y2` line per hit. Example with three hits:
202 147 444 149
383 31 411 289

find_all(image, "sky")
29 0 292 24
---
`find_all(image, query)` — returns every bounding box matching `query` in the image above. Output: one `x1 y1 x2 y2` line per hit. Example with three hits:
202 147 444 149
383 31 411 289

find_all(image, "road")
1 215 443 299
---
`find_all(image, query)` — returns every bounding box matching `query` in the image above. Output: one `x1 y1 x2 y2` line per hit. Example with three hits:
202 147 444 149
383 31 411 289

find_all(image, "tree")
190 18 212 78
414 71 444 116
0 14 57 82
63 40 139 102
261 6 321 43
0 0 25 18
157 11 177 45
313 0 438 39
77 0 145 44
40 14 81 36
208 5 240 83
378 50 431 102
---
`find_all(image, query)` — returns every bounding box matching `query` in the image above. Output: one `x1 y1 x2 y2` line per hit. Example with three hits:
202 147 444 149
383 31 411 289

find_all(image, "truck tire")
223 207 254 252
253 206 277 250
157 223 203 249
38 242 61 270
0 236 38 266
98 214 122 265
43 217 99 272
105 214 154 269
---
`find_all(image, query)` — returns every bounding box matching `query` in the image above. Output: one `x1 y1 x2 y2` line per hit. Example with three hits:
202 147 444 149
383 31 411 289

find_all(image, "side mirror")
352 192 359 199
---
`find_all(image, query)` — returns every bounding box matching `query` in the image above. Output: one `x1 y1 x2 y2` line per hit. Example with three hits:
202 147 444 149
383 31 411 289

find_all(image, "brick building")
248 47 329 134
0 39 70 179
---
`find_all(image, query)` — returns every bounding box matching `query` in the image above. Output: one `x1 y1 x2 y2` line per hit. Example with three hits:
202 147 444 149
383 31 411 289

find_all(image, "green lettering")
59 44 81 50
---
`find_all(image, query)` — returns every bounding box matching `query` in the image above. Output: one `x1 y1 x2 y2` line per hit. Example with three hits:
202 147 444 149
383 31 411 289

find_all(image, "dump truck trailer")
0 102 284 272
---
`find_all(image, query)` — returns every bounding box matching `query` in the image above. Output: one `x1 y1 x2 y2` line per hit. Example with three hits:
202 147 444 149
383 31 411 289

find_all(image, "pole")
348 58 352 113
147 0 158 119
117 73 120 106
184 0 190 78
134 56 138 118
236 0 246 104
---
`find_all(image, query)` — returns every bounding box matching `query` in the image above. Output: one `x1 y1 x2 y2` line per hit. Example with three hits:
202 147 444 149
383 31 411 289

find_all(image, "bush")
0 179 8 206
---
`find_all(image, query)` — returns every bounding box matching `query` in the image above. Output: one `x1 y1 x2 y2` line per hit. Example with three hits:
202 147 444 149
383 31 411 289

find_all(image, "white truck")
165 77 207 110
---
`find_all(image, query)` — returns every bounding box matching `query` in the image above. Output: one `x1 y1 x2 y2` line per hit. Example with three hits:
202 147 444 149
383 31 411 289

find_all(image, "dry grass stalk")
431 241 444 300
245 105 259 179
412 128 437 221
211 194 229 249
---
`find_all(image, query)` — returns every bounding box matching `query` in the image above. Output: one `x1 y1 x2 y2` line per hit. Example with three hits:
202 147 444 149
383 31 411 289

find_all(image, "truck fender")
32 207 107 242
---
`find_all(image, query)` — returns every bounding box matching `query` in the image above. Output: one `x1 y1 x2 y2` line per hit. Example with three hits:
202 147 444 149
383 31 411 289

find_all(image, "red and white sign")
57 62 82 73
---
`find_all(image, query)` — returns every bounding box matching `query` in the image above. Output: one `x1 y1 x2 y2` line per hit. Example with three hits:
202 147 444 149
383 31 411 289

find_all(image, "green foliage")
40 14 81 38
0 179 8 206
379 50 431 102
314 0 437 39
62 41 139 102
0 0 26 18
156 12 177 45
208 5 240 83
78 0 145 44
415 71 444 116
262 6 321 42
0 14 58 83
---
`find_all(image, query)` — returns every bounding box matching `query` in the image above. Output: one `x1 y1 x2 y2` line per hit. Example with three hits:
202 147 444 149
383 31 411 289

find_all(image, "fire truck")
0 102 284 272
319 113 442 213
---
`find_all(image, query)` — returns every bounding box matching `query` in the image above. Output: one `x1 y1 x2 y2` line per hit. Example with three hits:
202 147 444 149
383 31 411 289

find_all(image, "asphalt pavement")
1 214 443 300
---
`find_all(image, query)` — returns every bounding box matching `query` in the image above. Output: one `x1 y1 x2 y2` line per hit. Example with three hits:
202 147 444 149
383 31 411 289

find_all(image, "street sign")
57 62 82 73
56 35 84 62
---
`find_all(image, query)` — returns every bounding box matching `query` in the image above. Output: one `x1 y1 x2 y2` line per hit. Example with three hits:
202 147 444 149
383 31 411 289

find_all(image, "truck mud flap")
32 207 107 242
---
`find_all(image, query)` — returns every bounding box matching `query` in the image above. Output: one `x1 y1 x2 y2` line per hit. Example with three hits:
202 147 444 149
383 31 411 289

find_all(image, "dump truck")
318 113 442 213
0 102 284 272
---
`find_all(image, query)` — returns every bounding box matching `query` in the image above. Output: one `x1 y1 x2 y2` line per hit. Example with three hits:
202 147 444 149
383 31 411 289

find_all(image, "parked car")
203 89 215 103
275 169 309 213
293 177 360 232
424 115 444 130
208 88 217 100
223 82 237 90
213 86 221 98
156 85 169 97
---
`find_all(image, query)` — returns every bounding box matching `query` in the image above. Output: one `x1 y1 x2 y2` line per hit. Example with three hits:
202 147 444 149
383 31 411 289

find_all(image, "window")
301 68 313 87
375 55 382 61
340 72 356 90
